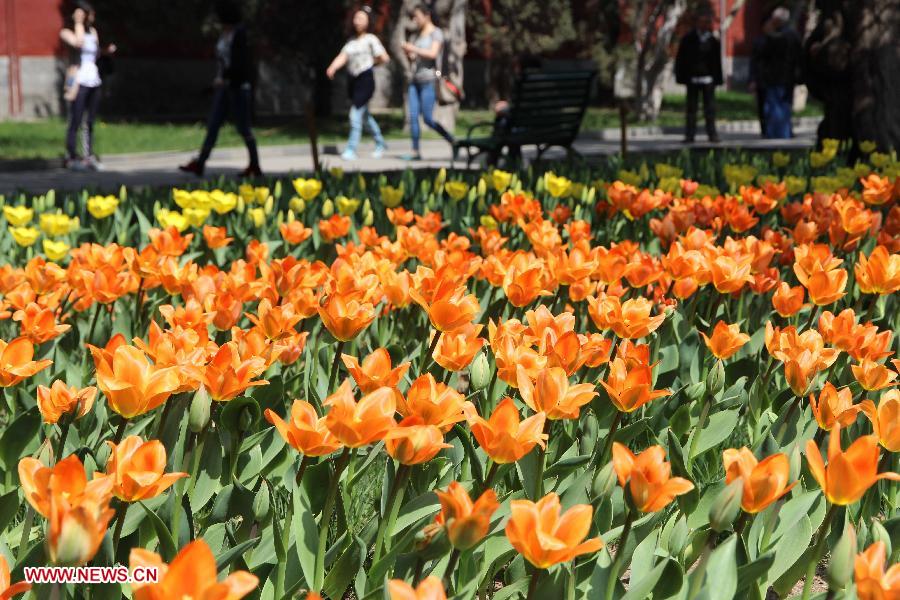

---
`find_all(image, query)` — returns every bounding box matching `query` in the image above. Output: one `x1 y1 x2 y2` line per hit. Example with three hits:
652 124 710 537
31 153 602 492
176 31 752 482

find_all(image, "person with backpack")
399 3 455 161
180 0 261 178
326 7 390 161
59 1 116 171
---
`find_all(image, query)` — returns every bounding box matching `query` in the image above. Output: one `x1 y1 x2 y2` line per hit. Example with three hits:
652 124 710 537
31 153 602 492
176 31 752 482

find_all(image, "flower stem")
111 418 128 446
686 529 716 599
314 447 351 591
801 504 838 600
112 501 130 553
86 302 103 345
480 461 499 495
526 568 543 600
606 508 635 599
295 455 311 487
444 548 461 591
687 395 712 468
372 464 411 564
592 410 622 470
327 340 345 393
420 330 442 376
55 416 72 463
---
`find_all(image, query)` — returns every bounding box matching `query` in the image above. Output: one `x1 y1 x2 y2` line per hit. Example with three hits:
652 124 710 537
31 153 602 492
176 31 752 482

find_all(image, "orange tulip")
855 246 900 295
803 264 848 306
0 336 52 387
772 282 806 317
805 424 900 505
612 443 694 512
709 255 753 294
0 555 30 599
265 399 342 457
199 342 268 402
385 416 451 465
148 226 192 256
810 382 864 431
766 323 839 396
36 381 96 425
130 539 258 600
342 348 410 393
323 380 397 447
318 291 376 342
397 374 465 432
387 576 447 600
854 542 900 600
245 299 303 341
409 281 479 333
860 390 900 452
12 302 70 344
18 455 114 566
105 436 187 502
504 493 603 569
852 359 898 391
860 173 897 205
280 221 313 245
600 357 670 413
202 225 232 249
93 344 181 418
318 214 351 242
462 398 547 464
700 321 750 360
433 482 499 550
722 448 796 513
516 365 596 420
608 297 666 340
432 324 486 371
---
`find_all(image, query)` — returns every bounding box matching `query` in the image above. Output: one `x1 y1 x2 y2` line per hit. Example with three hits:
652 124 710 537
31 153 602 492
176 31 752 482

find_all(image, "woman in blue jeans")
400 4 455 160
326 7 389 160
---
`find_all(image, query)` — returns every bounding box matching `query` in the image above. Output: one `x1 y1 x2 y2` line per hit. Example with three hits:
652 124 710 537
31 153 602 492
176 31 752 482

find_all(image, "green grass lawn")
0 92 821 160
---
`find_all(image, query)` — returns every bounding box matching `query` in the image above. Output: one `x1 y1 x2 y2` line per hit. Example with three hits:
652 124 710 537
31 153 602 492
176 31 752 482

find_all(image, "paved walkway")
0 125 816 196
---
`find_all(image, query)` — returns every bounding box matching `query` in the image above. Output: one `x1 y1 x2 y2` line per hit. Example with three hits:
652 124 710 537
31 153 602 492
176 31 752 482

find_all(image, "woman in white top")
326 7 390 160
60 1 115 170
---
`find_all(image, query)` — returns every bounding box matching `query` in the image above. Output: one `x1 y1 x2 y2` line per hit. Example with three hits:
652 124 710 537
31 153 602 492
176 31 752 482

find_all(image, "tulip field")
0 143 899 599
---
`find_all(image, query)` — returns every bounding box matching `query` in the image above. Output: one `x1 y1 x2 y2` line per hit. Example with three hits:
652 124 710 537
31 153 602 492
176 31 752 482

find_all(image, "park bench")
453 70 596 168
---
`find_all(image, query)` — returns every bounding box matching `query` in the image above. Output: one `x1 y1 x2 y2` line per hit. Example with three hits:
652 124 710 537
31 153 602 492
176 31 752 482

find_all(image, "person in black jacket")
750 8 802 138
180 0 261 177
674 8 723 143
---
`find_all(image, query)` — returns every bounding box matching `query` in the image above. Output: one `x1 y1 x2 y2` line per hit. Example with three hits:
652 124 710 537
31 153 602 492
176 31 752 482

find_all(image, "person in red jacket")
674 7 723 144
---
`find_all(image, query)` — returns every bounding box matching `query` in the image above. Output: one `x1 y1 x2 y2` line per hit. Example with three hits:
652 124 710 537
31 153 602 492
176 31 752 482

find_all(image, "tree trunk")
632 0 685 121
844 0 900 150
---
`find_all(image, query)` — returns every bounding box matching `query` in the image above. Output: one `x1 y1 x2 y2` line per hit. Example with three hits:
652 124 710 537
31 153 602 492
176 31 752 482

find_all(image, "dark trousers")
65 85 101 159
685 83 718 141
762 85 793 139
199 85 259 168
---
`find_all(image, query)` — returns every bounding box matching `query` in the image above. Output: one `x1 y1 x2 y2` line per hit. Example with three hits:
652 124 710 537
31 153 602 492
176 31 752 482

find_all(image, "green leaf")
0 489 20 533
292 482 318 590
0 408 40 470
621 557 672 600
323 535 365 600
139 501 177 561
216 537 260 572
690 409 740 458
767 515 813 586
736 552 776 592
704 534 738 600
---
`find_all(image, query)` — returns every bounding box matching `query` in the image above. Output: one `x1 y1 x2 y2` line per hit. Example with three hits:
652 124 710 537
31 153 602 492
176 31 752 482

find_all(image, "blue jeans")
199 85 259 167
346 104 385 154
408 80 454 151
763 86 793 139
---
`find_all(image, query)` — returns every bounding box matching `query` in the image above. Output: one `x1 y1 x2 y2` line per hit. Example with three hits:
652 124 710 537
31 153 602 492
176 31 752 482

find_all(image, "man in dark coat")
750 8 803 138
674 9 723 143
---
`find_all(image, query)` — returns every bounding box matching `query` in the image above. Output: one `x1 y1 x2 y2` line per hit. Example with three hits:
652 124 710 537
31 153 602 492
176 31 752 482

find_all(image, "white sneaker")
340 149 358 161
85 156 105 171
372 145 386 159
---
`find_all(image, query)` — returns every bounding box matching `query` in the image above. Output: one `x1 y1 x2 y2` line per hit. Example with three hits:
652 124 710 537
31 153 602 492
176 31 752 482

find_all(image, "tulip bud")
189 387 211 433
118 184 127 203
264 196 274 215
363 210 374 227
685 381 706 404
477 178 486 198
276 211 284 227
709 478 743 532
287 209 296 223
253 487 271 524
826 523 856 590
434 168 447 190
236 196 245 214
574 205 583 220
788 443 802 482
321 198 334 217
591 461 617 499
33 195 43 213
871 520 892 558
362 198 371 213
706 360 725 397
468 187 477 204
152 200 161 217
586 186 596 205
470 353 491 390
273 180 282 200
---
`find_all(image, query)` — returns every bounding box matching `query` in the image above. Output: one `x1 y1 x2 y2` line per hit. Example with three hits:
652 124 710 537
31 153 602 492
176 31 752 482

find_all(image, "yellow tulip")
183 207 210 227
784 176 806 195
491 169 512 192
172 189 193 208
289 196 306 213
335 195 361 216
445 180 470 201
254 187 270 205
329 167 344 180
43 239 70 261
859 140 877 154
238 184 255 204
9 226 40 247
156 209 188 232
87 195 118 219
772 152 791 167
3 205 34 226
39 213 76 237
870 152 890 168
380 185 404 208
480 215 498 229
248 207 266 227
654 163 683 179
545 172 572 198
209 190 237 214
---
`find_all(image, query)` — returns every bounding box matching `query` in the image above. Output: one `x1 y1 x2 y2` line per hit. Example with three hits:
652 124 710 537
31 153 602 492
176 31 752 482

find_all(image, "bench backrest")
500 70 596 145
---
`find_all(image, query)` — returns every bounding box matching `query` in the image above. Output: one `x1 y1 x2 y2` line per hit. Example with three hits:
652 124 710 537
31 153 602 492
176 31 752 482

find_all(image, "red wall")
1 0 65 56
